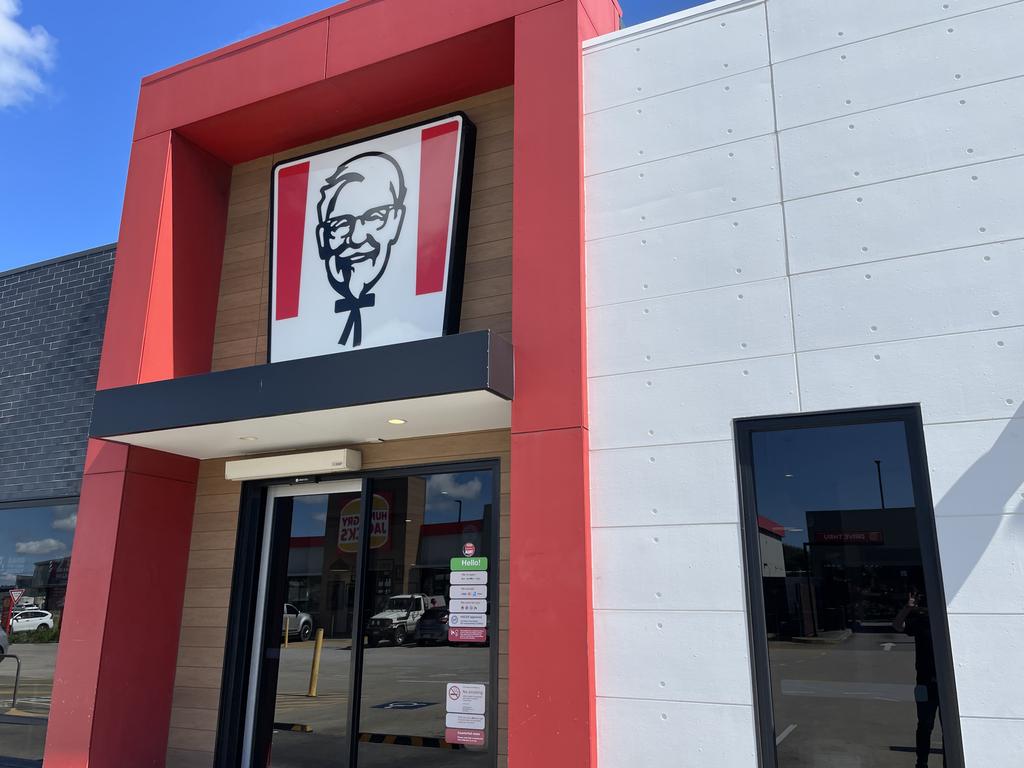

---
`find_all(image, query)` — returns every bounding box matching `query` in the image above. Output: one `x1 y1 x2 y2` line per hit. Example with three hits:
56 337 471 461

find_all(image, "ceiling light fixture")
239 436 259 442
387 418 407 425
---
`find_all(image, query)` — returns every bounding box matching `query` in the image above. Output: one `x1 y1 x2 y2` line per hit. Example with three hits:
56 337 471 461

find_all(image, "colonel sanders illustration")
315 152 407 347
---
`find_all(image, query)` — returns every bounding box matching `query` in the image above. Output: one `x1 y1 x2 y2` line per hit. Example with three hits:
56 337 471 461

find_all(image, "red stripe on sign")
275 162 310 320
416 121 460 295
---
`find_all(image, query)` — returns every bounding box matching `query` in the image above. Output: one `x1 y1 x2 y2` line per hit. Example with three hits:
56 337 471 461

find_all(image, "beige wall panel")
166 748 216 768
183 568 233 591
172 685 222 711
178 626 229 649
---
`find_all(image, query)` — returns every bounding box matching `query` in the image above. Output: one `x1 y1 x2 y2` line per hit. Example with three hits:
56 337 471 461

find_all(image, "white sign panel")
447 613 487 628
270 114 475 362
449 584 488 600
446 713 486 730
446 682 487 714
450 571 488 585
449 599 487 614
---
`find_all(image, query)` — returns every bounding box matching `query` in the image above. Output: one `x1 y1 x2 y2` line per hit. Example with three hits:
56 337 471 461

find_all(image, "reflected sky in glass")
751 421 916 547
0 504 77 585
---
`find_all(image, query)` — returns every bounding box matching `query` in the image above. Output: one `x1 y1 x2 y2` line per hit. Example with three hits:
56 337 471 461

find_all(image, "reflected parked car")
415 607 449 645
282 604 314 641
10 609 53 633
367 594 429 647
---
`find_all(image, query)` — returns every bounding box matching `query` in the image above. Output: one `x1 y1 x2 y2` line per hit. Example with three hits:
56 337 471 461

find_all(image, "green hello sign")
450 557 488 572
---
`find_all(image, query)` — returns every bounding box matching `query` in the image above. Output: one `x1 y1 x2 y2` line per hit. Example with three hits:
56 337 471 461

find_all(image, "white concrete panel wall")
583 0 1024 765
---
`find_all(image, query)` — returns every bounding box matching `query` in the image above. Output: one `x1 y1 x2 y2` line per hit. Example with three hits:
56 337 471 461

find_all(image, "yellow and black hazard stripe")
358 732 463 749
273 722 313 732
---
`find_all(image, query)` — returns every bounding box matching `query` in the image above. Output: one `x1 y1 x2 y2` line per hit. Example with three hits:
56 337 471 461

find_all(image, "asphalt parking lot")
0 641 56 763
267 638 491 767
770 631 944 767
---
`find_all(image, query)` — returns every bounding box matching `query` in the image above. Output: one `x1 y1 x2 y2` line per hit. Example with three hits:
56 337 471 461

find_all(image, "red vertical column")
509 2 615 766
45 442 198 767
44 131 230 767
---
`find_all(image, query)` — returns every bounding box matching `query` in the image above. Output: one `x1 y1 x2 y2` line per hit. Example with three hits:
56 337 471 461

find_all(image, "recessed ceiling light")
387 418 407 425
239 436 259 442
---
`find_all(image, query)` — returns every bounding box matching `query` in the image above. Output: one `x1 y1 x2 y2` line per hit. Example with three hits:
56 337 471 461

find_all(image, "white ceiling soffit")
106 390 511 460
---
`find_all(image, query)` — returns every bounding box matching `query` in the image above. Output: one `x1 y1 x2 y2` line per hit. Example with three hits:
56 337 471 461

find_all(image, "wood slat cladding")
211 88 514 372
166 429 511 768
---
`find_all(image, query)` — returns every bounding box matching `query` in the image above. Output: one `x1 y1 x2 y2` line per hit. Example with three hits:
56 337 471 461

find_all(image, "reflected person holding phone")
894 589 945 768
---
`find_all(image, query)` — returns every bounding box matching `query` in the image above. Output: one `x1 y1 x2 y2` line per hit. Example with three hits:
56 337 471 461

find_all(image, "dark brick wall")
0 245 115 504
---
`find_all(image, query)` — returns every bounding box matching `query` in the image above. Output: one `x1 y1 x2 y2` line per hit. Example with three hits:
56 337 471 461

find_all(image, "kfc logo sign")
269 114 475 363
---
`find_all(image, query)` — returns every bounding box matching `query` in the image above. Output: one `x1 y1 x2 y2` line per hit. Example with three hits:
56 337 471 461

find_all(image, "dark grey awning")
90 331 513 459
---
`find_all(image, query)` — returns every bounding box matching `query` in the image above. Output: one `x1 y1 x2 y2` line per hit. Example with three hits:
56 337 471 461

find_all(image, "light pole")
442 491 463 522
874 460 886 510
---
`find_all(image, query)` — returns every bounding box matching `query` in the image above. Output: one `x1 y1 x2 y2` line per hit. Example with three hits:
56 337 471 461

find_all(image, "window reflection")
747 421 948 767
357 471 494 768
257 469 497 768
267 491 358 768
0 502 77 763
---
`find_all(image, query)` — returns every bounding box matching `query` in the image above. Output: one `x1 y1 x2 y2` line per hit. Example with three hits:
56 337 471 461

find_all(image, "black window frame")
733 404 965 768
214 458 502 768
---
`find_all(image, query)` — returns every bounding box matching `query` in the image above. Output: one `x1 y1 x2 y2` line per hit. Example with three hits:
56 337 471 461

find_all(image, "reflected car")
367 594 428 647
10 609 53 633
282 604 314 641
415 608 449 646
0 627 8 660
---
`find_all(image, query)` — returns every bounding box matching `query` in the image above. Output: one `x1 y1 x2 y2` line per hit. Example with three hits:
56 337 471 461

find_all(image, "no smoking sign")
445 682 486 715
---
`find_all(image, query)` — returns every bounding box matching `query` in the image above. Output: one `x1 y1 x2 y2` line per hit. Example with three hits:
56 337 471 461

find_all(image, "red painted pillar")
45 442 198 767
509 2 616 766
44 131 230 767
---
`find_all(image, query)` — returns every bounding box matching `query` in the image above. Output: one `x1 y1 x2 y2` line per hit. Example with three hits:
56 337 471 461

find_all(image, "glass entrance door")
238 465 498 768
245 479 363 768
354 471 496 768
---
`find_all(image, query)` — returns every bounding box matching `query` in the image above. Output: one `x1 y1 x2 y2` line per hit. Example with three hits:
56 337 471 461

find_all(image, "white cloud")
15 538 66 555
428 474 483 501
0 0 56 108
52 513 77 530
312 511 327 522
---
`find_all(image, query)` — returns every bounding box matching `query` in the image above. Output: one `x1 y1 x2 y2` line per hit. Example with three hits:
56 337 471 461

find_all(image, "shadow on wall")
930 402 1024 608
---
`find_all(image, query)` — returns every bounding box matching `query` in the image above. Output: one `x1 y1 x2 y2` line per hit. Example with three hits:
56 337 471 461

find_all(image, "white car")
366 594 430 647
10 609 53 633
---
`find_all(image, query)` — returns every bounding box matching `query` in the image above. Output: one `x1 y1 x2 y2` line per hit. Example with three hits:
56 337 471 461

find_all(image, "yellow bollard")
284 616 290 649
307 628 325 697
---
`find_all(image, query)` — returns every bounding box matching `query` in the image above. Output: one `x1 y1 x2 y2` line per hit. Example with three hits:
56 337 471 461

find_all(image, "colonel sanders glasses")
316 204 400 255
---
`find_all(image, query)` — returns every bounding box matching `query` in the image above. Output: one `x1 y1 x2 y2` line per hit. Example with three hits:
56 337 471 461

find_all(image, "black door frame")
213 458 502 767
733 404 964 768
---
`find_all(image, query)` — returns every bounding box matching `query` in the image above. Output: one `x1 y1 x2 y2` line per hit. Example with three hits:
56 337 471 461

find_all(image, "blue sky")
0 0 705 272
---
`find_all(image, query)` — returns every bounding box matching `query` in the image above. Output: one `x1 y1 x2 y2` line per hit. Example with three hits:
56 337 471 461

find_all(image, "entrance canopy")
90 330 512 459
